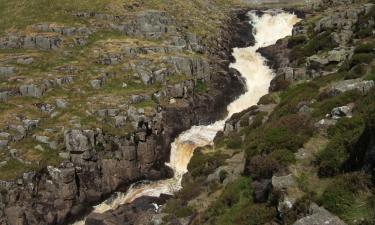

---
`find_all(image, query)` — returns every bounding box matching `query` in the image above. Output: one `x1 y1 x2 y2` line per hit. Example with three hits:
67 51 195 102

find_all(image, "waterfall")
73 10 300 225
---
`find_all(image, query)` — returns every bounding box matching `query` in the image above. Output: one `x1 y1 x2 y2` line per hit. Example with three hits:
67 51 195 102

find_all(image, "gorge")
2 0 375 224
76 10 300 225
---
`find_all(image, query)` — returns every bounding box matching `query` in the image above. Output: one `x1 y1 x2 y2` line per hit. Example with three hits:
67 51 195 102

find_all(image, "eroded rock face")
293 204 347 225
111 10 177 39
0 8 252 225
330 79 374 95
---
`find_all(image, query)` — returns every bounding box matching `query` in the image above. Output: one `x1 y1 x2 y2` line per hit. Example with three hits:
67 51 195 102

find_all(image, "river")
73 9 300 224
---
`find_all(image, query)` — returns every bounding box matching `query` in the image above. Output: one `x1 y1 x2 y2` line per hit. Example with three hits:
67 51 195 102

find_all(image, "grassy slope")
0 0 242 180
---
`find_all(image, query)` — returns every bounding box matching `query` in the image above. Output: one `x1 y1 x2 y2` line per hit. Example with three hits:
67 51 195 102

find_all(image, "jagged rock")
167 83 184 98
96 109 120 118
36 103 55 113
163 56 210 79
330 104 354 119
55 76 74 86
64 129 94 153
314 119 337 131
35 35 62 50
19 84 44 98
272 174 297 190
154 68 170 83
114 116 127 127
111 10 177 39
131 94 150 104
137 68 153 85
56 99 68 108
34 135 50 144
16 57 34 65
308 48 352 67
23 119 40 131
307 48 353 77
293 204 347 225
330 79 374 95
90 79 102 89
0 66 15 76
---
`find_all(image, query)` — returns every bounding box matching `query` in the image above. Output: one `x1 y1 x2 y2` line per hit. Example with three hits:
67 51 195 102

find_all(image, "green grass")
0 159 37 181
188 149 228 178
202 177 276 225
318 173 375 224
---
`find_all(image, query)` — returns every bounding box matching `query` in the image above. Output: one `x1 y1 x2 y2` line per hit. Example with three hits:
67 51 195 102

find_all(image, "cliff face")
0 6 253 225
100 1 375 225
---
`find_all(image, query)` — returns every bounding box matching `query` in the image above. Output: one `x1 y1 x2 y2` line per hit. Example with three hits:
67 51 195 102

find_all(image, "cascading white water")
73 10 300 225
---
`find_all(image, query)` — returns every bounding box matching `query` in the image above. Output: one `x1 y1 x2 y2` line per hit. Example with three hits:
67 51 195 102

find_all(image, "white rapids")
73 10 300 225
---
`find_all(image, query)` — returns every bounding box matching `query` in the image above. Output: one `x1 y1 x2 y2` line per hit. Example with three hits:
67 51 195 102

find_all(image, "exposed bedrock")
0 9 252 225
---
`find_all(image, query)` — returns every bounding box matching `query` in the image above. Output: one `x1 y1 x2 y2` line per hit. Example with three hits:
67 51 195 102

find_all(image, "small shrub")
365 66 375 81
248 155 280 180
287 35 307 48
188 150 228 178
264 128 305 152
226 135 242 149
194 79 208 94
319 172 372 217
177 179 203 201
202 177 277 225
350 53 373 66
344 64 367 79
163 199 194 218
316 116 365 177
258 94 276 105
354 43 375 54
269 149 296 167
273 82 319 118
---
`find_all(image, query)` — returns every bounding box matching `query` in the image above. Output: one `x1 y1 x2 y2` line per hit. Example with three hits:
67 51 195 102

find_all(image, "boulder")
56 99 68 108
64 129 94 153
272 174 297 190
16 57 34 65
330 104 354 119
23 119 40 131
252 179 272 203
0 91 10 101
314 119 337 131
293 204 347 225
330 79 374 95
90 79 102 89
19 84 44 98
0 66 15 76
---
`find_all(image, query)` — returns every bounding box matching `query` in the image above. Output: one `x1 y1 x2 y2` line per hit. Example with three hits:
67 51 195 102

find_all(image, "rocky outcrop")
293 204 347 225
0 34 63 50
329 79 374 95
110 10 177 39
0 8 252 225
